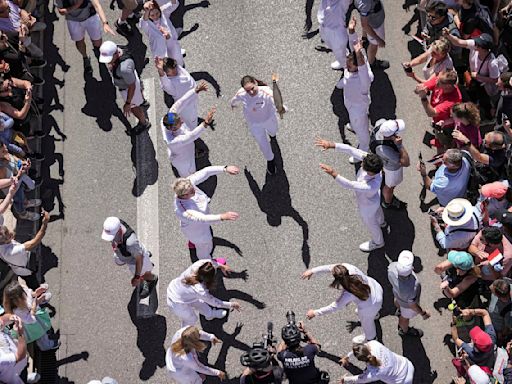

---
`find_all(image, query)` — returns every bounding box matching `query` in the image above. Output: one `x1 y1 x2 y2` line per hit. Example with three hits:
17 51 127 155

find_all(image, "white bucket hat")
442 198 474 226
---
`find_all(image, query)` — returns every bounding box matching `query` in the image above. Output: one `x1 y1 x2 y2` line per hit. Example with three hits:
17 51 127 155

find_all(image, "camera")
240 322 276 369
402 63 413 73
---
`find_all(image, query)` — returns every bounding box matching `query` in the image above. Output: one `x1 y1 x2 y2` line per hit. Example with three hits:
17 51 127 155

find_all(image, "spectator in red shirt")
415 70 462 152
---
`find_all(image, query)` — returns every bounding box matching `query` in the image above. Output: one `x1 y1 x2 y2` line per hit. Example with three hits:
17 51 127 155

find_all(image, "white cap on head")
99 41 118 64
377 119 405 138
101 217 121 241
352 334 366 344
87 381 102 384
467 365 490 384
396 250 414 276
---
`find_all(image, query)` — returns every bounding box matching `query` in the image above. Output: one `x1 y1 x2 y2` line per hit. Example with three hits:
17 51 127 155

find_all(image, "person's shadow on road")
127 289 167 380
130 130 159 197
244 138 311 267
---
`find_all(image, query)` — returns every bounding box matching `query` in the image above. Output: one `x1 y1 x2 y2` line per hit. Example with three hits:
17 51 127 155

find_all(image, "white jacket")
230 86 277 125
167 260 232 308
174 166 225 243
336 31 374 110
139 0 178 59
159 66 196 100
166 326 220 376
333 143 382 211
317 0 351 29
312 263 383 315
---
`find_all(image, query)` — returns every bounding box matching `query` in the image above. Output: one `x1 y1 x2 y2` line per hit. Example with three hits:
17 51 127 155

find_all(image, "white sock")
117 18 126 25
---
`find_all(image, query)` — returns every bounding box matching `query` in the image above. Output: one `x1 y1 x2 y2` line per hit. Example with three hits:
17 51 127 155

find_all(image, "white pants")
166 38 184 67
320 25 348 68
358 302 382 341
359 202 385 246
168 370 203 384
404 360 415 384
347 106 370 152
67 14 102 42
195 241 213 260
248 115 279 161
171 153 196 177
167 299 216 327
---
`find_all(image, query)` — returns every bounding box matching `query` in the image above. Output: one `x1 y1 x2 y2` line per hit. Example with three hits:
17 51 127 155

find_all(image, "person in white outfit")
139 0 184 65
336 18 374 155
166 325 226 384
173 165 240 258
317 0 351 70
315 138 386 252
230 75 284 175
161 81 213 177
339 339 414 384
303 263 383 341
167 259 241 326
155 57 197 128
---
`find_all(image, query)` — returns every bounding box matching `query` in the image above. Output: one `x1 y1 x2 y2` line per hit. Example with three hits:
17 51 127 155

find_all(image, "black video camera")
240 322 277 369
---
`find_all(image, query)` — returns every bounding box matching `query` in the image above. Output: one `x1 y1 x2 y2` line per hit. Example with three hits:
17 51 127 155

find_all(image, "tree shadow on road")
127 289 167 380
244 138 311 267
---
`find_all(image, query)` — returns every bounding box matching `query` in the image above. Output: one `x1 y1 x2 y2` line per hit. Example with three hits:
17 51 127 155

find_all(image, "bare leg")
367 44 378 65
382 185 394 204
131 106 147 125
75 39 87 58
398 315 410 332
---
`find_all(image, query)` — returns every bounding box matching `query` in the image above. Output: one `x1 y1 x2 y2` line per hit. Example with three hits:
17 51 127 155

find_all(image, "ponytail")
183 262 216 290
330 265 370 301
353 344 381 367
240 75 267 87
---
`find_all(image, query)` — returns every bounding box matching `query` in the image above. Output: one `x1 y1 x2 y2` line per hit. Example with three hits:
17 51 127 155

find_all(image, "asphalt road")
40 0 456 383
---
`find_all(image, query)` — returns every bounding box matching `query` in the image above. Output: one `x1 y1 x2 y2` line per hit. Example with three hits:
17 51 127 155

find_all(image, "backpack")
461 151 483 205
112 47 134 80
505 144 512 186
369 125 399 155
117 219 135 258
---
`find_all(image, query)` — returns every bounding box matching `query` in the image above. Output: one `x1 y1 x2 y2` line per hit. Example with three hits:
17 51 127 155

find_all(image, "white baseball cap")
467 365 490 384
101 217 121 241
397 250 414 277
99 41 118 64
377 119 405 138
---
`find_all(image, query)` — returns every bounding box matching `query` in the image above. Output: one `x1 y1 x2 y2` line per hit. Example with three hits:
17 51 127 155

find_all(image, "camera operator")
240 347 283 384
276 315 326 384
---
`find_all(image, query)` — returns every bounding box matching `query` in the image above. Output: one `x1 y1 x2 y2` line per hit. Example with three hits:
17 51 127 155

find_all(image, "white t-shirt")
0 241 31 276
467 39 500 96
13 287 36 325
0 331 26 384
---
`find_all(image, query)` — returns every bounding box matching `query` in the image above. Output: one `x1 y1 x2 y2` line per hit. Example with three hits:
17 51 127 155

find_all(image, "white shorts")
383 167 403 188
127 252 153 275
120 72 144 107
67 14 102 42
367 23 385 46
400 306 419 319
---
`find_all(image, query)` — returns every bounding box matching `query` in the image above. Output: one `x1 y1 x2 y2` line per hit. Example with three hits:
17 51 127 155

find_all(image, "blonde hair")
173 178 193 197
431 38 451 55
171 326 206 356
0 226 11 244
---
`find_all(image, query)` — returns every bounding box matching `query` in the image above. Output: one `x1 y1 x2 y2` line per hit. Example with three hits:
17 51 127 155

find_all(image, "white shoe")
330 60 343 70
344 123 355 133
348 156 361 164
359 240 384 253
113 256 126 266
27 372 40 383
17 211 40 221
205 309 227 320
181 48 186 56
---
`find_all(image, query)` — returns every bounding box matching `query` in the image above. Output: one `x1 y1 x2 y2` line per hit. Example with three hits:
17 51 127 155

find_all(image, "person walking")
303 263 383 341
315 138 386 252
101 216 158 299
173 165 240 259
230 75 285 175
161 81 213 177
166 259 241 326
387 250 430 338
317 0 352 70
166 325 225 384
55 0 115 74
336 20 374 155
139 0 183 65
98 41 151 135
339 339 414 383
154 57 197 128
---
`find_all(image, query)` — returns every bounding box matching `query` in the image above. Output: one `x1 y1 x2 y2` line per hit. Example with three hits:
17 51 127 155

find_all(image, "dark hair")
346 52 358 68
353 344 381 367
482 227 503 244
362 154 383 174
241 75 267 87
461 18 480 35
426 0 448 16
330 265 371 301
162 57 177 72
183 262 216 290
3 281 27 314
492 279 510 298
452 102 480 126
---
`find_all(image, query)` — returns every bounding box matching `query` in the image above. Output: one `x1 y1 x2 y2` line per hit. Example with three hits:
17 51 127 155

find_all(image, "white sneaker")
344 123 355 133
205 309 227 320
113 256 126 266
181 48 186 56
330 60 343 70
27 372 40 383
348 156 361 164
359 240 384 253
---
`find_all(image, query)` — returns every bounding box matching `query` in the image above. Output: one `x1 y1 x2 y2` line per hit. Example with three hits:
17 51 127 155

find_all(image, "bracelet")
223 165 228 171
103 21 109 25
